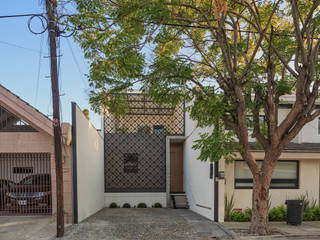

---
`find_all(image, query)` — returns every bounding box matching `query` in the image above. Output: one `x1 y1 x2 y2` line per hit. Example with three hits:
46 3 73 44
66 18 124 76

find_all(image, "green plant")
109 202 118 208
230 211 250 222
303 210 315 221
244 208 252 220
137 202 147 208
297 192 317 212
122 203 131 208
268 205 287 221
118 125 128 133
312 206 320 221
153 202 162 208
224 193 235 221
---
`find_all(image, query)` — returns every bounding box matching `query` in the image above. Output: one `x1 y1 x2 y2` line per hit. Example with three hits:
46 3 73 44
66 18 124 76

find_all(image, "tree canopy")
70 0 320 235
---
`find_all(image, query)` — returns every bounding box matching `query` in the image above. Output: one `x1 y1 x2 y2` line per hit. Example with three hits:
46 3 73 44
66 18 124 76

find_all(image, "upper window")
153 125 164 134
0 105 37 132
137 126 151 134
234 160 299 189
247 115 265 131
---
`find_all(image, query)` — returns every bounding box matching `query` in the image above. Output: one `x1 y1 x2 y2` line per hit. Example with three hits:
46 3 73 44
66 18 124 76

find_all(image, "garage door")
0 153 51 215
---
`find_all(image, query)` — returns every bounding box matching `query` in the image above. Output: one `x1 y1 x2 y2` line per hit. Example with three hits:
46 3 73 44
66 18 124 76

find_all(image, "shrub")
153 202 162 208
312 206 320 221
244 208 252 220
268 205 286 221
230 211 250 222
303 210 315 221
137 202 147 208
224 194 235 221
109 202 118 208
122 203 131 208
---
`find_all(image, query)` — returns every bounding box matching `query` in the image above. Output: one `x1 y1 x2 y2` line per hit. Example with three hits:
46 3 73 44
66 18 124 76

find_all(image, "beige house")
0 84 73 223
221 96 320 216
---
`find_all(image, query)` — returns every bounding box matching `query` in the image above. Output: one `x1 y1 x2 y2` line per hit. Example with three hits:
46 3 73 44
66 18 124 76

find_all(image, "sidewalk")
221 221 320 239
0 216 56 240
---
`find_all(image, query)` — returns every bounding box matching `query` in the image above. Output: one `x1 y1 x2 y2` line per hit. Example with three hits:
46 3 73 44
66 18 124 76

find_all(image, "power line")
0 40 47 54
0 13 45 19
66 38 88 88
34 34 44 106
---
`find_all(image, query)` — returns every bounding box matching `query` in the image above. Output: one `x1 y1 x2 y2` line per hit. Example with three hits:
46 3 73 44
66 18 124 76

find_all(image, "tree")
70 0 320 235
82 109 90 120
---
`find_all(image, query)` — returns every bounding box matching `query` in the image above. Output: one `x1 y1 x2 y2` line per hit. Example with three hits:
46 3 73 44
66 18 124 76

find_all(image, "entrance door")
170 143 183 192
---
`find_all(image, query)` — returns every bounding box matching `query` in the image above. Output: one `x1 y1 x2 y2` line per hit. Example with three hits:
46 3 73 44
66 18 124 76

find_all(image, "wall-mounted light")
217 171 225 179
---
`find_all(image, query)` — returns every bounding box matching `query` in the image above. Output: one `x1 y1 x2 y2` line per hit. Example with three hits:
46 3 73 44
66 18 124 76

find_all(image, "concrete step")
170 193 189 209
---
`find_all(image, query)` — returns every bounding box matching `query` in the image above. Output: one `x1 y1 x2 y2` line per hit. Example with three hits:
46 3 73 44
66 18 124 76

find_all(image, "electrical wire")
34 34 44 106
66 38 87 88
0 13 44 19
0 40 46 54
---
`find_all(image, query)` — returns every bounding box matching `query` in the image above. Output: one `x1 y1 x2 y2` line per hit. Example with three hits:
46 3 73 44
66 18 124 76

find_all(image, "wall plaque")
124 153 139 173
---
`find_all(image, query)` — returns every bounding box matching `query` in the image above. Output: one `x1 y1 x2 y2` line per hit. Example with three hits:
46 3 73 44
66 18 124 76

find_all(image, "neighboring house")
224 95 320 213
0 84 73 223
103 93 320 222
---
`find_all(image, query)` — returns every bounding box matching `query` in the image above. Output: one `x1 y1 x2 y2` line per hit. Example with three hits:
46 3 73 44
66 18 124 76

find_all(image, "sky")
0 1 101 129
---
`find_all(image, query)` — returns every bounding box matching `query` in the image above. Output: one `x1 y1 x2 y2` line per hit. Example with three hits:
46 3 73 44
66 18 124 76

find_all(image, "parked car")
6 174 51 212
0 179 16 208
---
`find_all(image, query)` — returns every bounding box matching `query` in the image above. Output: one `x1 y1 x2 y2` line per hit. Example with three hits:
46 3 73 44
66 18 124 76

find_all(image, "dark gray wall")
104 133 166 192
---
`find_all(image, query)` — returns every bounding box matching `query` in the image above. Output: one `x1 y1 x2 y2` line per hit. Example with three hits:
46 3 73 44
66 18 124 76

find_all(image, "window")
247 115 265 131
137 126 151 134
0 105 37 132
234 160 299 189
318 118 320 135
153 125 164 134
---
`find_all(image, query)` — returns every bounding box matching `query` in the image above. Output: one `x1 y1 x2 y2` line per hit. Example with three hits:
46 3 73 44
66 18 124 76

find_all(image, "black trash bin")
285 200 303 225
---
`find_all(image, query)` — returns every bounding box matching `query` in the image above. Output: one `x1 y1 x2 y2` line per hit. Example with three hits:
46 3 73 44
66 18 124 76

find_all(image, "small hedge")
269 205 286 221
228 205 320 222
122 203 131 208
109 202 118 208
152 202 162 208
230 211 250 222
303 206 320 221
137 202 147 208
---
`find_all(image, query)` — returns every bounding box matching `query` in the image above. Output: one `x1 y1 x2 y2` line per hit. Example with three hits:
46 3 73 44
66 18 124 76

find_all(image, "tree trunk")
249 174 272 235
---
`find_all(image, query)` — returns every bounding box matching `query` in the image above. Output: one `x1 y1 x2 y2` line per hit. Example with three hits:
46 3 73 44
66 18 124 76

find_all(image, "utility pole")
45 0 64 237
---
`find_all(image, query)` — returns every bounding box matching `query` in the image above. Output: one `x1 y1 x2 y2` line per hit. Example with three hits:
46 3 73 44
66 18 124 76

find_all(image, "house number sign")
124 153 139 173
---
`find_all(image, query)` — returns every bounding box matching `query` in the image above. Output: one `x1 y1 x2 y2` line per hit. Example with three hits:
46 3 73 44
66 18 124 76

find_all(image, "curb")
237 234 320 239
215 222 238 239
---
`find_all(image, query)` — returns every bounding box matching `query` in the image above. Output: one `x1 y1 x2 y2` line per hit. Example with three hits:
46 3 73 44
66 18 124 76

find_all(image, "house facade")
224 96 320 211
0 84 73 223
103 93 320 222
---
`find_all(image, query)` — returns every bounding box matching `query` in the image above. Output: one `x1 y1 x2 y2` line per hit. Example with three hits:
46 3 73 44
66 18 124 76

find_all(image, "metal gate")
0 153 51 215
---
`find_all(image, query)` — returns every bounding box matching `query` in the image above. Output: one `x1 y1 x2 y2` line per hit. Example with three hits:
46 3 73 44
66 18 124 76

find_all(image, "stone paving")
60 208 230 240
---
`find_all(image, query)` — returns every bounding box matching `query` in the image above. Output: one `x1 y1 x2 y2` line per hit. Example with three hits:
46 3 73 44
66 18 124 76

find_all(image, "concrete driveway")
62 208 230 240
0 216 55 240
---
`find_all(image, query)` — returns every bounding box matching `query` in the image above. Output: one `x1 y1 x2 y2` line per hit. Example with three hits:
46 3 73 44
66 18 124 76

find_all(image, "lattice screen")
104 93 184 192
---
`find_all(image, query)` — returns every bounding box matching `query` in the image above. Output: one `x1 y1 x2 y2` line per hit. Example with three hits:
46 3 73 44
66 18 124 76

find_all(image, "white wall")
184 110 215 220
73 103 104 222
276 108 320 143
